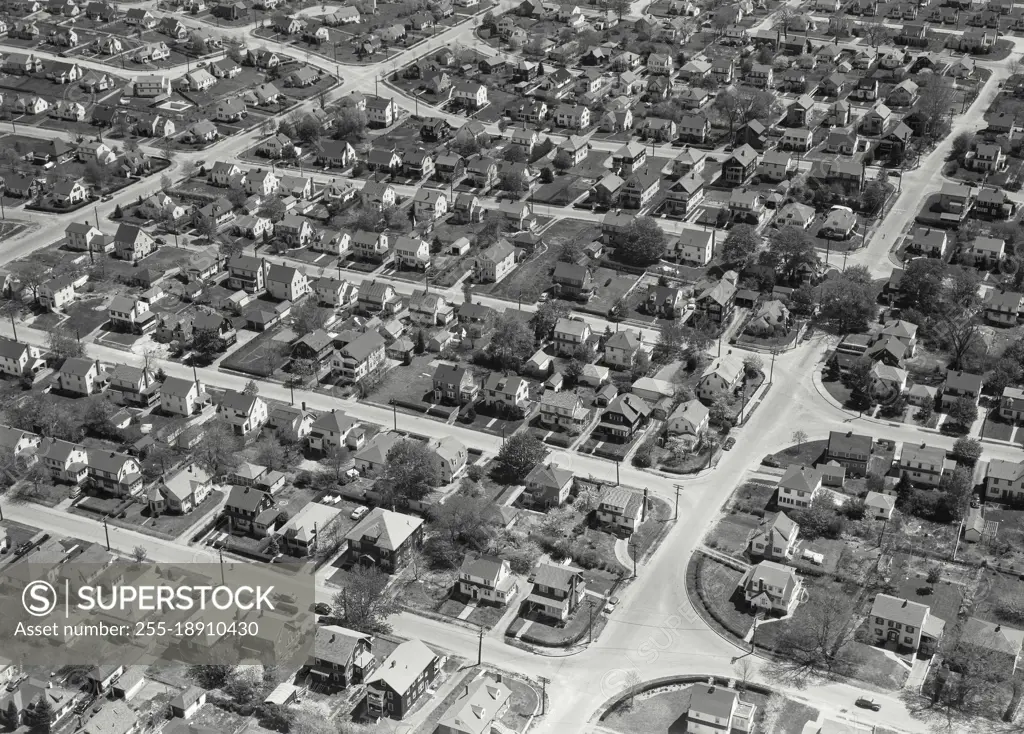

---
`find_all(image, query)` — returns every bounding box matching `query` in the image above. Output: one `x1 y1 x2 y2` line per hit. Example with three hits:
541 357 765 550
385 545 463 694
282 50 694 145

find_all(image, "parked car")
603 596 618 614
314 602 332 615
724 437 736 451
855 698 880 711
762 454 780 467
350 505 369 521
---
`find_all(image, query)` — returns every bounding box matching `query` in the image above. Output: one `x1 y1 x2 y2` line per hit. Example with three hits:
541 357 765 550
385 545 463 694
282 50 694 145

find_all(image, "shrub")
466 464 484 482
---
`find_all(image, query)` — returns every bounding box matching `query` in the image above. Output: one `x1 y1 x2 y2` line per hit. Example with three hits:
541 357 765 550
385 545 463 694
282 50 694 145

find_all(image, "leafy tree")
376 440 441 506
767 226 819 283
610 298 629 322
558 239 585 264
23 698 52 730
243 380 260 396
619 217 666 265
951 132 975 162
721 225 760 266
948 397 978 429
266 534 280 557
631 351 651 380
952 436 982 465
937 466 974 522
488 312 534 371
927 566 942 585
48 327 84 361
332 106 367 142
901 258 946 311
497 433 546 482
187 664 234 690
819 265 876 332
653 322 686 363
132 545 148 563
259 197 287 223
84 160 111 190
743 355 763 377
191 329 226 362
194 213 218 240
290 298 328 336
192 419 241 479
530 299 570 341
331 566 398 633
860 180 887 214
429 495 499 550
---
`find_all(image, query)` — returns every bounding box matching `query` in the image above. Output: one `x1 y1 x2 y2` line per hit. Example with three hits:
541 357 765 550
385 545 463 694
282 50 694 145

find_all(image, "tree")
332 106 368 142
631 351 651 380
530 299 570 341
609 0 630 19
901 258 946 310
488 312 534 371
927 566 942 585
952 436 982 465
18 260 49 304
132 545 148 563
610 298 629 322
295 118 321 147
290 297 328 337
618 216 666 266
819 266 876 332
949 397 979 429
860 180 887 214
721 225 760 266
259 197 287 223
559 239 585 264
951 132 976 162
192 419 241 478
376 440 441 507
48 327 84 361
333 565 399 634
430 495 498 550
243 380 259 396
742 355 763 377
767 226 819 283
498 170 526 194
792 430 808 449
266 534 280 557
497 433 546 482
765 592 856 682
84 160 111 190
191 329 226 363
917 78 958 140
24 695 53 730
862 21 891 48
83 395 119 439
225 666 264 705
194 213 218 240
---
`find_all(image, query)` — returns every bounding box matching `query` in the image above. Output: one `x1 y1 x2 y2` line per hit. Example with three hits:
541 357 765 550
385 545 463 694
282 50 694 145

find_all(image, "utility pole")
219 546 226 585
393 404 398 430
631 538 637 578
878 517 888 548
9 313 16 342
289 382 295 406
588 600 595 644
477 625 483 665
615 460 620 485
673 483 683 520
102 518 110 551
539 677 547 715
769 346 777 382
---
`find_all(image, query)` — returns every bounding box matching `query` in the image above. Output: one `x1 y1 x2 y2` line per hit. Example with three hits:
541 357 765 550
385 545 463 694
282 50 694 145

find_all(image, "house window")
906 626 915 633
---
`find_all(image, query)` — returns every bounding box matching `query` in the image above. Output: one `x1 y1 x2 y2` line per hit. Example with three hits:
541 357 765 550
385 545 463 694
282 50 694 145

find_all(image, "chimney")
495 673 502 684
302 402 306 410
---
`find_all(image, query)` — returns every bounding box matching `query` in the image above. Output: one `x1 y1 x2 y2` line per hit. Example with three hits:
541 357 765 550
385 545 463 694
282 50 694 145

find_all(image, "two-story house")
364 640 438 719
345 508 424 572
738 560 802 615
595 486 645 535
57 357 104 396
540 391 590 432
160 376 207 416
309 625 377 690
898 442 953 488
217 390 268 436
457 555 518 605
526 562 586 622
749 511 799 560
552 317 592 356
597 393 650 443
777 465 821 509
868 593 944 654
432 363 479 406
523 463 574 507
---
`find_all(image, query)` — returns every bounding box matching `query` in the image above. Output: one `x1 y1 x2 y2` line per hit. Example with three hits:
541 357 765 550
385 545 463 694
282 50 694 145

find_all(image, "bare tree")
733 656 755 691
764 594 857 683
792 430 808 450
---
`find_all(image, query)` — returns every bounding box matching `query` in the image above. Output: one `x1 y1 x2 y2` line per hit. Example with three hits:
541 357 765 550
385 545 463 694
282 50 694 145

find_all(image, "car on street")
603 596 618 614
314 602 332 615
855 698 880 711
350 505 369 521
724 437 736 450
101 195 113 202
155 237 166 245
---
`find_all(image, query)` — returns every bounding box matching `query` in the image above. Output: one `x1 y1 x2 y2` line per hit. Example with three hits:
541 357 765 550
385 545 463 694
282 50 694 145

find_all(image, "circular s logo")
22 581 57 617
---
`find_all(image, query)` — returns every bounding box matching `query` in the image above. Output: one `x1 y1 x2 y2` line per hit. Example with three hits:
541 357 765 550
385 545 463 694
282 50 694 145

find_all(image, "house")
216 390 268 436
357 279 399 312
307 411 357 454
604 330 643 368
0 338 43 379
432 363 479 406
869 593 944 654
149 463 212 515
620 168 660 210
963 236 1006 267
776 203 815 230
365 640 438 719
688 686 756 734
109 363 159 408
476 240 516 284
552 317 592 356
644 284 684 318
738 561 802 614
333 331 387 382
666 400 710 448
412 188 448 223
291 329 335 373
346 507 424 572
942 369 983 408
819 207 857 240
722 145 758 186
540 391 590 433
778 464 822 510
427 436 467 482
57 357 104 396
749 511 799 560
38 274 78 311
696 355 743 403
597 394 650 443
161 377 208 417
975 186 1016 220
595 486 645 535
524 463 574 507
108 295 156 334
526 562 586 622
365 97 396 127
227 255 266 294
409 289 452 325
308 625 376 690
696 280 737 326
898 442 954 488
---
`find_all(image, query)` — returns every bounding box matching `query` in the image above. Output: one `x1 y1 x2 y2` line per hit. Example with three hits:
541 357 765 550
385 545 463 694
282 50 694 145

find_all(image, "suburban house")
777 465 822 509
688 686 757 734
526 563 586 623
345 508 424 573
216 390 268 436
738 561 802 615
308 625 376 690
364 640 438 719
457 555 518 605
898 443 954 488
826 430 872 476
523 463 574 508
595 486 646 535
868 593 944 654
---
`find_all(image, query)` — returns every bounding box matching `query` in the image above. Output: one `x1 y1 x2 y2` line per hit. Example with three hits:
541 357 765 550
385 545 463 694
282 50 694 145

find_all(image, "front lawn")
601 686 693 734
707 514 758 556
982 412 1015 441
694 555 755 640
769 439 828 469
630 497 674 562
731 481 776 516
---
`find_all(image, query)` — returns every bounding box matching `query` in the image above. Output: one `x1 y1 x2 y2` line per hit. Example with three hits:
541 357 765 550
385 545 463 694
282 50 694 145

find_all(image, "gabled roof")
525 463 573 490
346 507 423 550
365 639 437 694
870 593 931 627
779 464 821 493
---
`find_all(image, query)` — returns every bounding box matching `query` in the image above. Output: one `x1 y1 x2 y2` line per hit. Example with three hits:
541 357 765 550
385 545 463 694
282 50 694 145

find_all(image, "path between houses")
698 545 750 573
